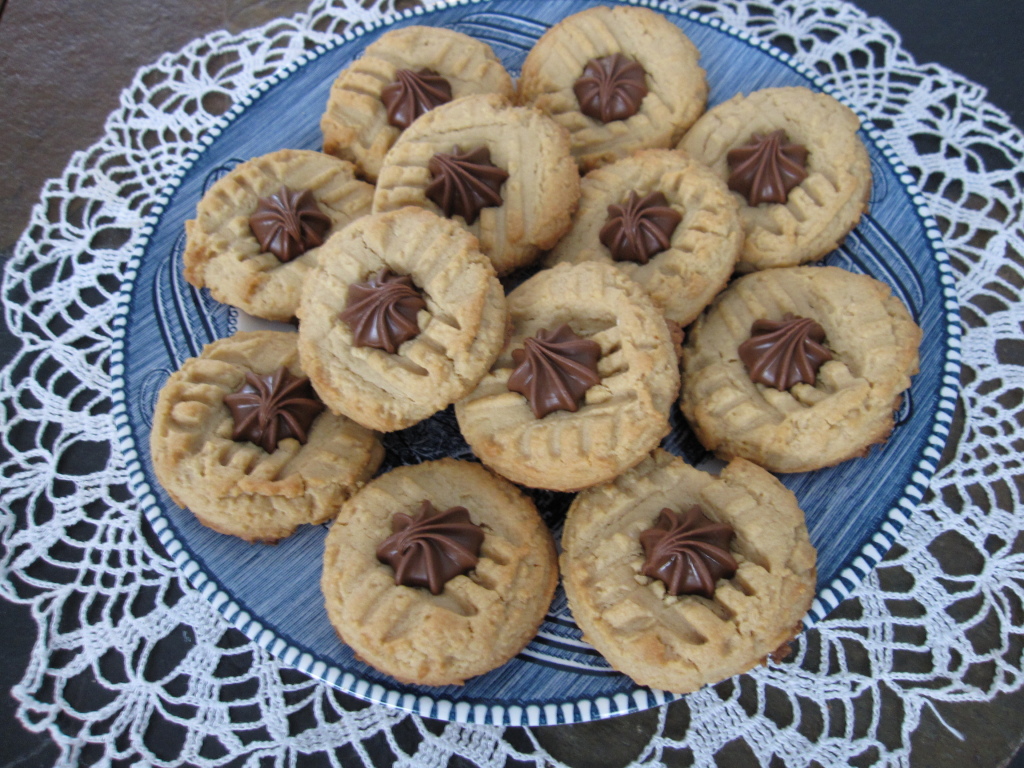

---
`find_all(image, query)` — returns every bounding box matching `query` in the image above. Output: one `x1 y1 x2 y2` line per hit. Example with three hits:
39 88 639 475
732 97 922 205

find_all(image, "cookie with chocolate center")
678 86 872 271
321 459 558 686
456 261 680 491
545 149 742 327
149 331 384 542
680 266 922 472
561 449 817 693
183 149 374 322
518 5 707 171
372 94 581 276
297 207 507 432
320 26 513 181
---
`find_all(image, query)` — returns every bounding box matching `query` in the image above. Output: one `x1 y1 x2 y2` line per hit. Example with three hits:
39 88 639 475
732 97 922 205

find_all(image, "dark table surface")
2 2 1023 766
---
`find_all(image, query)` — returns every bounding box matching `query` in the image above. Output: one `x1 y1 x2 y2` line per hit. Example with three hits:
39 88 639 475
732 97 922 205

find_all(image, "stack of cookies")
150 5 922 695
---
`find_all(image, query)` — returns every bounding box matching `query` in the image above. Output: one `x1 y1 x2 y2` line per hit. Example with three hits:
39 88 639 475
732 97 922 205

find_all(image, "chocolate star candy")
738 313 832 390
507 324 602 419
599 190 682 264
425 146 509 225
223 366 325 453
339 268 427 354
573 53 649 124
376 500 485 595
249 186 333 263
380 68 453 130
727 130 809 206
640 506 738 599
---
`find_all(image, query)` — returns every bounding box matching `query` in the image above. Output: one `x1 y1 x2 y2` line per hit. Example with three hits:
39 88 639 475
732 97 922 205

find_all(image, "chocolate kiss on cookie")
224 366 324 453
321 459 558 686
376 501 484 595
561 450 816 693
249 186 332 263
380 68 453 130
738 313 832 390
506 324 601 418
599 190 681 265
574 53 648 123
456 261 679 492
339 268 426 354
150 331 383 542
425 146 508 225
298 207 507 432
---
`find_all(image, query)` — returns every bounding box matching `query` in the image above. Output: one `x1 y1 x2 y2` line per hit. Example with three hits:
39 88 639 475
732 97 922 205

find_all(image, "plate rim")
108 0 962 726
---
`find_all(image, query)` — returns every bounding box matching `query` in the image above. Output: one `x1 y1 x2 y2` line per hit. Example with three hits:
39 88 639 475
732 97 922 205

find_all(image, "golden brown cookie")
561 449 817 693
149 331 384 542
544 149 742 327
678 86 871 271
518 5 707 171
183 149 374 322
321 26 514 182
321 458 558 686
297 207 507 432
681 266 922 472
372 93 581 276
455 261 680 491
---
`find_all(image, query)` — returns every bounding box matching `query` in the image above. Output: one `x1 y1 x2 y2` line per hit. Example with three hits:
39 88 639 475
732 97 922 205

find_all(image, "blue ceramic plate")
110 0 961 726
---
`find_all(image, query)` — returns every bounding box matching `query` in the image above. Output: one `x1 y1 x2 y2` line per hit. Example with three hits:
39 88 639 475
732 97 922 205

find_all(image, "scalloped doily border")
107 0 961 726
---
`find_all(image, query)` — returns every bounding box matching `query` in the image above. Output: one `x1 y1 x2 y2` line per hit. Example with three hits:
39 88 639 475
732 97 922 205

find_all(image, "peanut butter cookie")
518 5 707 171
372 93 581 276
544 149 742 327
321 458 558 686
183 149 374 322
455 261 680 491
297 207 507 432
681 266 922 472
149 331 384 542
561 449 817 693
678 87 871 271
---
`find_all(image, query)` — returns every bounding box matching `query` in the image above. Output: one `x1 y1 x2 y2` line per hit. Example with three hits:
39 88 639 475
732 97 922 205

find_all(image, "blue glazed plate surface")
110 0 960 726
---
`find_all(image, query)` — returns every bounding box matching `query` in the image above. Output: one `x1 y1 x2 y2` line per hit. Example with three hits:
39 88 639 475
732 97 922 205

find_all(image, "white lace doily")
2 1 1022 765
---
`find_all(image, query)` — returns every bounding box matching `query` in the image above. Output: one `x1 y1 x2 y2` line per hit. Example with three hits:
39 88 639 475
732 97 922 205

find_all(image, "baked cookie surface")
455 261 680 491
518 5 707 171
681 266 922 472
297 207 507 432
560 449 817 693
183 149 374 322
544 149 742 326
678 86 872 271
372 93 581 275
149 331 384 542
321 25 514 182
321 459 558 686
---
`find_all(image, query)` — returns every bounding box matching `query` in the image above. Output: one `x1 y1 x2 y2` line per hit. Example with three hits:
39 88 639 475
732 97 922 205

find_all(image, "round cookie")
561 449 817 694
681 266 922 473
372 93 581 276
678 86 872 271
321 25 514 182
455 261 680 492
321 458 558 686
544 149 742 327
297 207 507 432
183 149 374 322
517 5 707 171
150 331 384 542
